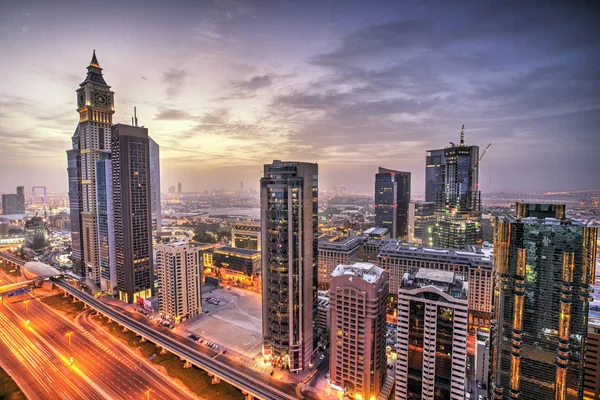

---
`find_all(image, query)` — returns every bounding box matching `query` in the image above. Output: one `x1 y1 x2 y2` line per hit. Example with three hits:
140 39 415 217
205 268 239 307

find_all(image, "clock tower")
75 50 115 284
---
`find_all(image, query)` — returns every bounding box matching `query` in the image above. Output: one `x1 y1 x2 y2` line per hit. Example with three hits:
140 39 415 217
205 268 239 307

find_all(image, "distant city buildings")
111 123 153 303
317 235 363 290
231 221 261 250
178 182 182 194
1 186 25 215
330 262 388 399
374 167 411 240
156 242 202 322
490 205 597 399
395 268 468 400
261 160 318 372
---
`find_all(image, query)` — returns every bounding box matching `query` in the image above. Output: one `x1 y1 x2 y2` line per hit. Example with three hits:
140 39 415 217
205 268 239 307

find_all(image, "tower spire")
89 49 101 69
460 124 465 146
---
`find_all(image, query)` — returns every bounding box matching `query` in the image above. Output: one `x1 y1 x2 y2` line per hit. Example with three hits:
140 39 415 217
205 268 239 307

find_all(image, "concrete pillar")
122 326 127 332
140 337 147 343
183 360 192 369
245 394 253 400
211 375 220 384
159 347 167 355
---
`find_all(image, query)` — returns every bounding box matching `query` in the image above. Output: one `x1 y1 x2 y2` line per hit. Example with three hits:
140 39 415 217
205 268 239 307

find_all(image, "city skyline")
1 0 599 194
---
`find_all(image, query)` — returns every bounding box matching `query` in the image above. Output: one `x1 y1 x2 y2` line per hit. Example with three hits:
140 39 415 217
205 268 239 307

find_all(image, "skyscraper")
149 137 161 236
95 154 116 293
330 262 388 399
395 268 469 400
490 207 598 399
177 182 182 194
156 242 202 322
261 160 318 372
68 50 115 284
2 187 25 215
67 126 84 276
111 124 153 304
425 149 445 203
375 167 411 240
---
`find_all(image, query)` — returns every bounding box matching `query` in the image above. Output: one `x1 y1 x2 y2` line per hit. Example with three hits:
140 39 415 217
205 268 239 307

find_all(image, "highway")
54 278 310 400
0 270 193 399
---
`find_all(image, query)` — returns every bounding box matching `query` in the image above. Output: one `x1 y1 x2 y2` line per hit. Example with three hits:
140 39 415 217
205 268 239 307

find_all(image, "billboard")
136 296 153 311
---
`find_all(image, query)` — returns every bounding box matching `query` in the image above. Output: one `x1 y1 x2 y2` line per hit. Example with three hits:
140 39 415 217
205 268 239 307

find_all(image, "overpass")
0 251 26 268
52 278 299 400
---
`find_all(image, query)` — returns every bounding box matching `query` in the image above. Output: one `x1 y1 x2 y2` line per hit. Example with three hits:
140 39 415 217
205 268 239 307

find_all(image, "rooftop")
318 235 363 250
213 246 260 258
379 241 491 263
331 262 386 284
363 227 389 236
401 267 467 300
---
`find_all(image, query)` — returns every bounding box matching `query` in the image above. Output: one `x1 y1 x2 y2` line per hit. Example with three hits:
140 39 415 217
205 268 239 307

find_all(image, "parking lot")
180 285 263 358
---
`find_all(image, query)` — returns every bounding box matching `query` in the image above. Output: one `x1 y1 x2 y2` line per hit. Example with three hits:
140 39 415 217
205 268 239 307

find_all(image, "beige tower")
75 51 115 284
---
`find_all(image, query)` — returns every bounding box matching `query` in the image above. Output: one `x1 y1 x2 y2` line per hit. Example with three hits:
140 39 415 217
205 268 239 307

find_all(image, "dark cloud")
154 108 193 120
163 68 188 99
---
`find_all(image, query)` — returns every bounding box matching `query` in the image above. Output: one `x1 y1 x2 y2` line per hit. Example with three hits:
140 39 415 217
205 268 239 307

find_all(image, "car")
270 370 274 376
188 333 194 338
319 354 325 360
214 345 219 350
199 339 204 343
222 349 227 354
478 395 483 400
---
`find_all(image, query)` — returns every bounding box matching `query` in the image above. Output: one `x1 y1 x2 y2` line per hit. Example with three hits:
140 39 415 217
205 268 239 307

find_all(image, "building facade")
261 160 318 372
408 201 436 246
375 167 411 240
155 242 202 322
24 216 49 251
318 235 363 290
431 218 477 249
111 124 153 304
67 51 115 285
395 268 469 400
95 156 116 293
330 262 388 399
584 319 600 400
425 149 445 204
210 246 261 286
231 220 261 250
490 212 598 399
149 137 161 237
2 186 25 215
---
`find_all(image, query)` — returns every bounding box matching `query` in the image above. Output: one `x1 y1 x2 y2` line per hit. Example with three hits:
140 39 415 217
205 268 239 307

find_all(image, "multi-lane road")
0 274 194 399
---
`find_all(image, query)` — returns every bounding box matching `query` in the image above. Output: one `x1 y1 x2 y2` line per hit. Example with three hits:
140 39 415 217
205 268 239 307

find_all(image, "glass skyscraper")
95 154 116 293
260 160 318 372
425 149 445 204
375 167 411 240
490 208 598 399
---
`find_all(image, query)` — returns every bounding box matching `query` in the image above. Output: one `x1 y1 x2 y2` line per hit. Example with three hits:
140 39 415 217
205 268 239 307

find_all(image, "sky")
0 0 598 195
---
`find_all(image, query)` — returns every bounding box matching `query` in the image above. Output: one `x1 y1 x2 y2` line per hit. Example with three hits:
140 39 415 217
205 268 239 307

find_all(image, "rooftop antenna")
134 106 139 127
460 124 465 146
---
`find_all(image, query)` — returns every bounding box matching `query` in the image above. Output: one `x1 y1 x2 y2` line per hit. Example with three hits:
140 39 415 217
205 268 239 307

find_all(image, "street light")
66 332 73 349
146 389 150 400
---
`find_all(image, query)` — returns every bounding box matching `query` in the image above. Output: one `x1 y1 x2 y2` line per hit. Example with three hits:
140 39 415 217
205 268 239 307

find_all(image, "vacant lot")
41 294 85 319
0 366 26 400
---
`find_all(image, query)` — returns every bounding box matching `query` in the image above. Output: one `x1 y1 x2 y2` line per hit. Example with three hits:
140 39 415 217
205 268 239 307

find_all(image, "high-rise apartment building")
149 137 161 236
67 51 115 284
231 221 261 250
584 318 600 400
111 124 153 303
330 262 388 399
2 186 25 215
318 235 363 290
395 268 469 400
375 168 411 240
95 155 116 293
261 160 318 372
155 242 202 322
490 210 598 399
425 149 445 203
377 241 493 328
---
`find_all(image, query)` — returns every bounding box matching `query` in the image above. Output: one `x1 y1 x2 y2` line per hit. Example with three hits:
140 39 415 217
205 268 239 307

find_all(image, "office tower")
2 186 25 215
16 186 25 212
111 124 153 303
261 160 318 372
0 221 9 237
231 221 261 250
377 242 493 328
317 236 363 290
67 50 115 285
432 218 477 249
95 155 116 293
67 126 84 276
155 242 202 322
375 168 411 239
515 201 566 219
149 137 161 236
425 149 445 203
24 216 49 250
584 319 600 400
330 262 388 399
490 209 598 399
395 268 468 400
177 182 182 194
407 201 436 246
210 246 261 287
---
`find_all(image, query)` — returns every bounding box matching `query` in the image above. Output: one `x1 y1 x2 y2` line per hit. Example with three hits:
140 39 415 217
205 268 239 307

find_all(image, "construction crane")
471 143 492 174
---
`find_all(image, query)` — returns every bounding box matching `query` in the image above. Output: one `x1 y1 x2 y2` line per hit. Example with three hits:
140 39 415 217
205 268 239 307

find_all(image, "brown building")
584 319 600 400
330 262 388 399
318 235 363 290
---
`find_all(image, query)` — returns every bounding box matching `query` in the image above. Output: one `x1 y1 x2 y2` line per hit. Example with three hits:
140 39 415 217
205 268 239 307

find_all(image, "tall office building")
95 155 116 293
395 268 469 400
330 262 388 399
318 236 363 290
177 182 182 194
149 137 162 236
231 221 261 250
490 208 598 399
425 149 445 203
67 50 115 284
261 160 318 372
111 124 153 303
407 201 436 246
375 167 411 240
2 186 25 215
584 319 600 400
432 218 478 249
155 242 202 322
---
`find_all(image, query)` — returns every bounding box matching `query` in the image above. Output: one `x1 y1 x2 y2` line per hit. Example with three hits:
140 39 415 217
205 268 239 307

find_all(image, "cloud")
162 69 188 99
231 74 274 91
154 108 193 120
199 108 229 125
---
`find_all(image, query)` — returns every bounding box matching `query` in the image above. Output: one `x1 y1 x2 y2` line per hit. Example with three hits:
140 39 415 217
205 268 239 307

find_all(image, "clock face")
94 93 108 106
